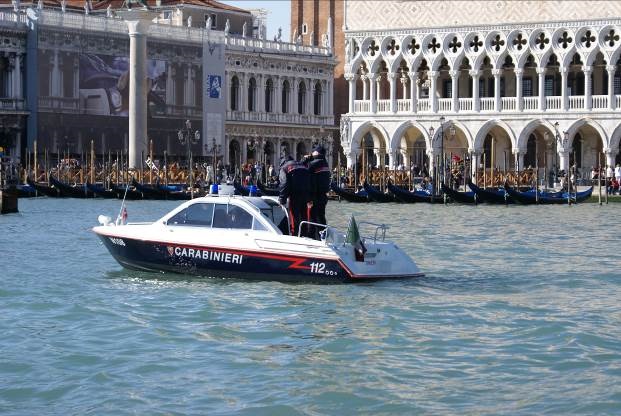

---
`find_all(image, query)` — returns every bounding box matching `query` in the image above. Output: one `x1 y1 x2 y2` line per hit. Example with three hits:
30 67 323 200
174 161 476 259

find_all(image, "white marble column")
166 64 175 105
559 150 569 173
292 78 298 114
12 53 22 99
537 68 546 111
470 151 480 179
605 149 615 170
369 73 378 113
515 68 523 111
470 70 480 112
361 74 368 100
408 71 418 113
492 69 502 112
607 65 616 110
584 66 592 111
51 49 61 97
121 9 156 168
450 70 459 112
560 67 568 110
430 71 438 113
400 75 408 100
274 76 282 113
345 73 356 113
388 72 397 113
388 149 397 169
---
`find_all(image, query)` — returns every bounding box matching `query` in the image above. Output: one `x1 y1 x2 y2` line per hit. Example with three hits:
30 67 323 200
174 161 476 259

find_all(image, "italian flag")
345 215 367 261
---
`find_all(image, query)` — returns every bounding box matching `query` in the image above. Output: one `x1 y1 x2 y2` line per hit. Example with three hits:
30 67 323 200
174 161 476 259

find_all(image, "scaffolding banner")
78 53 167 117
202 37 226 157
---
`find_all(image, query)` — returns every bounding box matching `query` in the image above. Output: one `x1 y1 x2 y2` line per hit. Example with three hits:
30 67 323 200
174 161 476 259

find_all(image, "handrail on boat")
357 221 389 242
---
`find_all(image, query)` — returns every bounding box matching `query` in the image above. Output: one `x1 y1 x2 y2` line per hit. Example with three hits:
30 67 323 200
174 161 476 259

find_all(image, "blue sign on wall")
208 75 222 99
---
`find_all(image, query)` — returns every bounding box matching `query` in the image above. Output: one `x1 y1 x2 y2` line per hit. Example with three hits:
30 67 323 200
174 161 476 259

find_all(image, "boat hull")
96 233 422 283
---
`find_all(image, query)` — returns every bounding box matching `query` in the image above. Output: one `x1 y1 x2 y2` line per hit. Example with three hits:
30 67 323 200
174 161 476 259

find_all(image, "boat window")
212 204 253 229
168 203 214 226
252 220 267 231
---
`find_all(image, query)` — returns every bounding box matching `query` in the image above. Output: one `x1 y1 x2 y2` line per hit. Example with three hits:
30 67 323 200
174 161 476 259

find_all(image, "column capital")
360 74 368 82
344 73 358 82
514 68 524 76
560 67 568 75
491 68 502 77
368 73 378 81
387 72 397 80
449 70 459 78
583 65 592 74
429 70 439 78
407 71 418 79
400 76 409 85
536 67 546 75
469 70 480 78
606 65 616 73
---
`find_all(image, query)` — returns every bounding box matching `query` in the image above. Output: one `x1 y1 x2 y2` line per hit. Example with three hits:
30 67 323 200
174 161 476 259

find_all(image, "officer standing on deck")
305 145 331 239
278 154 312 236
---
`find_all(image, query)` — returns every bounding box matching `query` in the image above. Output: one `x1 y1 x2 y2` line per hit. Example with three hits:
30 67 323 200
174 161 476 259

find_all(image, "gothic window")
282 80 290 113
248 77 257 112
558 31 573 49
265 79 273 112
298 81 306 114
614 74 621 95
0 57 8 97
522 78 533 96
313 81 322 115
443 79 452 98
230 76 239 111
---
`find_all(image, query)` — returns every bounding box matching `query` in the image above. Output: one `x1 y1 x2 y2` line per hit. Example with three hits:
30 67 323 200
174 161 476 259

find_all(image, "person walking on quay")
615 164 621 186
305 145 331 240
278 154 312 236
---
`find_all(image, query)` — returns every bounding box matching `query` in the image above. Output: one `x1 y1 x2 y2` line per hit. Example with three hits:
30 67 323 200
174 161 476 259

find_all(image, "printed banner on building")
78 53 166 117
202 38 226 157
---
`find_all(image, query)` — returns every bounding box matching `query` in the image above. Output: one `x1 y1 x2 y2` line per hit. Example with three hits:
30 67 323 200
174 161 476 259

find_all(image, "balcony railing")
592 95 608 109
377 99 391 113
350 94 621 115
438 98 452 112
546 96 561 110
480 98 494 111
226 110 333 126
38 97 79 112
523 97 538 110
0 98 26 111
458 98 472 112
397 99 411 112
501 97 516 111
569 96 584 109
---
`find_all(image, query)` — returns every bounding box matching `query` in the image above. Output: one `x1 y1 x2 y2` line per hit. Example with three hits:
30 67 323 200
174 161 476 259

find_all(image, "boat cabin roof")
158 195 286 234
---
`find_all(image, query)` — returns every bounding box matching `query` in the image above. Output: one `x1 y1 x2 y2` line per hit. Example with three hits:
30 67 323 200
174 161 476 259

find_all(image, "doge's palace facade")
341 0 621 178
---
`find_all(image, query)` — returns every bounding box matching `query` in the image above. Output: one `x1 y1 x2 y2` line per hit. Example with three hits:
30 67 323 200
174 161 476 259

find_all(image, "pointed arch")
517 119 557 151
609 122 621 151
565 118 608 149
390 120 431 151
350 121 390 154
474 119 517 151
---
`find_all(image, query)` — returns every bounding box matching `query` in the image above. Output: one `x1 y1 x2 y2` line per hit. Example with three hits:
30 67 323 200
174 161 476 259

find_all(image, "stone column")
51 49 61 97
361 74 368 100
120 9 156 168
427 149 435 177
584 66 592 111
400 74 408 100
470 70 480 112
430 70 438 112
408 71 418 113
257 74 264 113
388 149 397 169
12 53 22 99
513 149 524 172
470 150 480 179
388 72 397 113
345 73 356 113
450 70 459 112
291 78 298 114
515 68 523 111
560 67 568 110
306 79 313 115
492 68 502 112
166 64 175 105
607 65 616 110
274 76 282 114
369 73 378 113
559 150 569 173
605 149 615 170
537 68 546 111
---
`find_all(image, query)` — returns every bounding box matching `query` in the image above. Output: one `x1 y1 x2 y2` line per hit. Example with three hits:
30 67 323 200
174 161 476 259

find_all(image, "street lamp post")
178 119 200 198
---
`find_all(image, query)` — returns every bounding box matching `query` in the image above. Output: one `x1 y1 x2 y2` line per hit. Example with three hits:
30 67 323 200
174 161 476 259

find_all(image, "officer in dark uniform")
278 154 312 236
305 145 331 240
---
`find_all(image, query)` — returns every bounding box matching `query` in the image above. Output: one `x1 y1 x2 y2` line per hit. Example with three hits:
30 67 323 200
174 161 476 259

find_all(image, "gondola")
86 182 118 199
111 183 144 200
441 183 477 204
257 180 280 197
504 184 593 205
467 181 514 204
387 183 443 203
50 176 94 198
132 179 168 200
14 184 38 198
329 182 369 203
26 177 61 197
363 182 397 203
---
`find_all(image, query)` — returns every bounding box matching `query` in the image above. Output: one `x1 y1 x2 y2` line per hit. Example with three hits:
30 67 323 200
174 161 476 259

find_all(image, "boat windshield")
259 201 288 234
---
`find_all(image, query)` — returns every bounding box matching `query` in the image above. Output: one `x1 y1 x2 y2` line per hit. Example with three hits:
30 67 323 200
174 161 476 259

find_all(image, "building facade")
341 1 621 179
0 0 335 173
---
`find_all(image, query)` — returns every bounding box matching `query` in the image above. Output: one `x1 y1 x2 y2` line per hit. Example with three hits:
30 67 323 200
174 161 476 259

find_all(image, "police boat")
93 193 424 283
